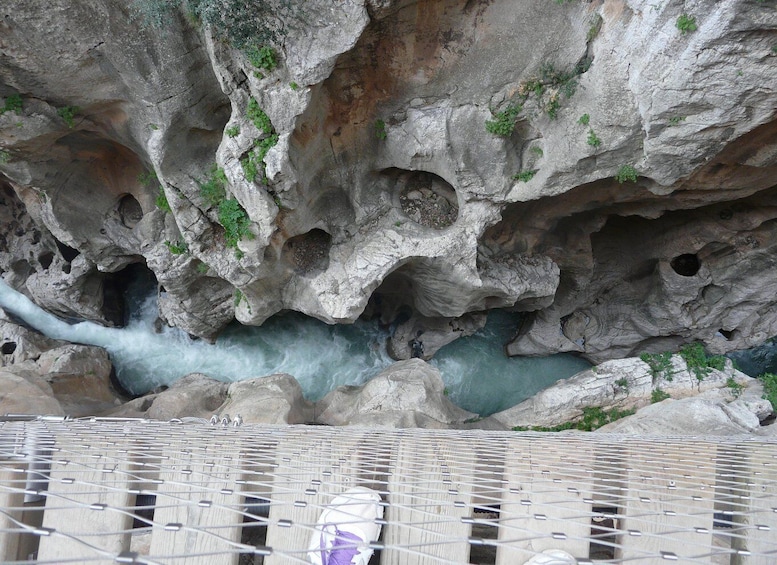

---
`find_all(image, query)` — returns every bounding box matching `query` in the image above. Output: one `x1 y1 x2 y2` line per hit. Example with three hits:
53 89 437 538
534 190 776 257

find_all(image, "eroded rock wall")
1 0 776 360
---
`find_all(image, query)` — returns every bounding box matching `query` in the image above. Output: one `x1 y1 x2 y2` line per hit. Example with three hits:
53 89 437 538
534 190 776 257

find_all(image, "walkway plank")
264 428 372 565
616 441 716 562
0 463 25 561
147 433 244 565
37 438 135 560
381 433 477 564
730 442 777 564
496 436 594 564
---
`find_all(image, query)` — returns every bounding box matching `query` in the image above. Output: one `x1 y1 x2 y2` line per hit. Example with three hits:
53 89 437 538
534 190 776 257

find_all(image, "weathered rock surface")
0 312 122 416
597 390 776 436
0 370 64 416
315 359 477 428
0 307 65 364
105 373 229 420
35 345 121 416
216 373 314 424
386 312 487 361
1 0 777 363
491 354 772 430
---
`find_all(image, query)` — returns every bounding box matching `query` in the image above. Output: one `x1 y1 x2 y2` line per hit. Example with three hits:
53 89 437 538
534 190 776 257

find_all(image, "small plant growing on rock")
578 113 590 125
290 82 299 91
0 94 22 116
218 197 254 250
676 14 697 34
614 377 629 390
0 150 10 164
241 133 279 184
513 169 537 182
668 116 686 126
615 164 638 183
247 99 273 134
374 119 387 140
587 129 602 147
57 106 79 128
199 166 227 206
245 45 277 71
241 153 260 183
226 125 240 138
155 188 171 213
651 388 671 403
196 262 209 274
164 239 188 255
199 167 254 253
512 406 636 432
680 342 726 381
485 104 522 136
137 170 157 187
530 146 544 157
640 351 674 382
759 372 777 410
726 377 744 398
132 0 301 54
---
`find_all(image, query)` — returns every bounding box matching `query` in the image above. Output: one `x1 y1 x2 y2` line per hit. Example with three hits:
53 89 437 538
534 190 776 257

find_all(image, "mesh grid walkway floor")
0 417 775 564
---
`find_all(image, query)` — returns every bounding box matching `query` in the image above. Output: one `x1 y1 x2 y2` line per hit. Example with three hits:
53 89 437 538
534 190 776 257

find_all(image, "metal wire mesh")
0 416 775 564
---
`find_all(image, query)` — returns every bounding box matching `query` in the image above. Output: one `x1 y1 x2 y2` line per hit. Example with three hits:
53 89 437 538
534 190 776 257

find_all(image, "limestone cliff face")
0 0 776 361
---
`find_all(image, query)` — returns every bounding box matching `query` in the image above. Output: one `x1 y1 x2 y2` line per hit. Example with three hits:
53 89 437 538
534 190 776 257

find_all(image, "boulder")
215 374 314 424
0 370 64 416
0 314 121 416
596 395 762 436
0 308 65 365
104 373 228 420
34 345 121 416
387 312 487 361
597 373 774 436
315 359 476 428
492 354 764 430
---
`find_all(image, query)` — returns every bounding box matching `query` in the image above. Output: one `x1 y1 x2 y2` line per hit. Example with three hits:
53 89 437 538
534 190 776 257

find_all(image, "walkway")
0 417 775 563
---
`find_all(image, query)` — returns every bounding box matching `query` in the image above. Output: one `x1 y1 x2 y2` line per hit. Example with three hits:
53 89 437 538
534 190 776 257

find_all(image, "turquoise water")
0 279 591 416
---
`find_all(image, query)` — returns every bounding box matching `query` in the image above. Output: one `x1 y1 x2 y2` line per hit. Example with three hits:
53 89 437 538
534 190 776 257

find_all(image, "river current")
0 277 598 416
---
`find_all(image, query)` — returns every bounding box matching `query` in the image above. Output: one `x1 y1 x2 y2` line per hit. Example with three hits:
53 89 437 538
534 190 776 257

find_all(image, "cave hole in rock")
365 264 417 326
55 239 80 262
38 251 54 270
670 253 700 276
10 259 31 279
383 168 459 229
282 229 332 274
117 193 143 228
718 329 735 340
102 262 158 327
1 341 17 355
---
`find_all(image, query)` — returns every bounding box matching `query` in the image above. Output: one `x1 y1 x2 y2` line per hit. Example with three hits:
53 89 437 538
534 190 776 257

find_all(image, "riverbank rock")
34 344 121 416
387 312 487 361
105 373 228 420
0 308 65 364
314 359 477 428
597 388 775 436
0 313 122 416
0 369 64 416
491 354 770 431
215 373 314 424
